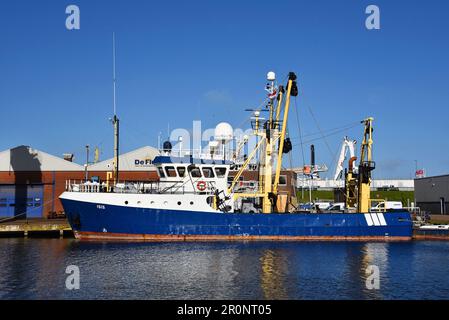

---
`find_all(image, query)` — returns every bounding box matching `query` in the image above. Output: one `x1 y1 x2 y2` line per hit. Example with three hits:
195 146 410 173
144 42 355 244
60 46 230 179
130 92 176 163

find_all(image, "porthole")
190 201 194 205
125 201 128 205
177 201 182 205
150 201 155 204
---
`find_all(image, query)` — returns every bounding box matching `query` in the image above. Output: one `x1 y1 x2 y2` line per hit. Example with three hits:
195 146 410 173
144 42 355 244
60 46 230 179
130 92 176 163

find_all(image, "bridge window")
177 166 186 177
165 166 177 178
189 167 202 178
215 167 227 178
202 167 215 178
157 167 166 178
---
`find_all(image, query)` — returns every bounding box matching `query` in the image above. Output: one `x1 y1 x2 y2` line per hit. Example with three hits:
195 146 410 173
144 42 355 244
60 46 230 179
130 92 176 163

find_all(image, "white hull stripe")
371 213 381 226
364 213 387 226
376 213 387 226
364 214 374 226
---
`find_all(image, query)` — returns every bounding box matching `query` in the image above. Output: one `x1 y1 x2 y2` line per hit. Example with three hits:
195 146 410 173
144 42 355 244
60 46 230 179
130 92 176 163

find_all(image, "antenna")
112 32 117 116
111 32 120 184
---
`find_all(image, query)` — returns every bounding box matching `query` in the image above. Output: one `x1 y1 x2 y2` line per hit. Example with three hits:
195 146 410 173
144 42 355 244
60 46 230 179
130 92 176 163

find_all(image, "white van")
314 201 332 210
326 202 345 212
370 201 403 212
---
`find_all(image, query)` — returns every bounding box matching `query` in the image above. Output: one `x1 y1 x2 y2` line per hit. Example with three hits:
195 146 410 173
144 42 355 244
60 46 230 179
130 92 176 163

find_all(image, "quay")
0 218 73 238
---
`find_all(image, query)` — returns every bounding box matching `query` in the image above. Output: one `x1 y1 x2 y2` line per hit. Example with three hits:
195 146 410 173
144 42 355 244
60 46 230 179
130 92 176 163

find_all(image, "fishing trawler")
60 71 413 241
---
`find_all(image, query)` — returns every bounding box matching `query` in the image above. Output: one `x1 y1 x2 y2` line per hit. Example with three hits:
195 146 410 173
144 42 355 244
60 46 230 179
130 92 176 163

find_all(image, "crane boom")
334 137 356 180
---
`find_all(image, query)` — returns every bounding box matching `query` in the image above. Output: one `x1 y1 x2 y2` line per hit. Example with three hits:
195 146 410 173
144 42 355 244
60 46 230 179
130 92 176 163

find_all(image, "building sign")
134 159 153 167
415 169 425 179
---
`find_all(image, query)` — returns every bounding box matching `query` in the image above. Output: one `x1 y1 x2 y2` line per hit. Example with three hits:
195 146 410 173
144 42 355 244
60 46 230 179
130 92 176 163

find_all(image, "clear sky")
1 0 448 179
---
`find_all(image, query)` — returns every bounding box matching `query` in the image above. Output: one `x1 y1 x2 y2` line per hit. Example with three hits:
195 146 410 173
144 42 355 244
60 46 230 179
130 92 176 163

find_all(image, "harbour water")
0 239 448 300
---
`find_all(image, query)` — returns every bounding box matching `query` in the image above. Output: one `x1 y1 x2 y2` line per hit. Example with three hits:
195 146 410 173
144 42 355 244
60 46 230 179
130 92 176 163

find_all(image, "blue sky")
1 0 448 179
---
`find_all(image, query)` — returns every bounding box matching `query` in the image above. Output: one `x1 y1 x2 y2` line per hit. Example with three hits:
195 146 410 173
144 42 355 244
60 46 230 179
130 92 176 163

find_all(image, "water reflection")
259 249 288 299
1 239 449 299
343 242 390 300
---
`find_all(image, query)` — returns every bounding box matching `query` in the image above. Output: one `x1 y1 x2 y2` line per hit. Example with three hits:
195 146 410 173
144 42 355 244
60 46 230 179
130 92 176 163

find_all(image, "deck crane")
334 137 357 181
356 117 375 213
344 117 375 212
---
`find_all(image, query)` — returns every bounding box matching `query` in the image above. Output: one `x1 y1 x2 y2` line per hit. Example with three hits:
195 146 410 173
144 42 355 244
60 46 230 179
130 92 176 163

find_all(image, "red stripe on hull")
413 235 449 241
75 231 412 242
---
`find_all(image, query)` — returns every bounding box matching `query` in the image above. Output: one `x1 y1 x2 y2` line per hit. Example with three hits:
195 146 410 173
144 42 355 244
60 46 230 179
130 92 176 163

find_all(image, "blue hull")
61 199 413 241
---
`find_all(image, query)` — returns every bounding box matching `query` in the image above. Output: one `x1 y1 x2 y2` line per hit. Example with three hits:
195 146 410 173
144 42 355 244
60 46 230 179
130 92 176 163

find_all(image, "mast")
357 117 374 212
261 72 276 213
273 72 297 196
112 32 119 184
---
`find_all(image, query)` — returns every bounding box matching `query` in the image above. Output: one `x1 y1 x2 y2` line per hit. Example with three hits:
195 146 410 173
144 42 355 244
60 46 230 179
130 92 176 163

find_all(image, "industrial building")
296 178 414 191
0 145 159 218
415 174 449 214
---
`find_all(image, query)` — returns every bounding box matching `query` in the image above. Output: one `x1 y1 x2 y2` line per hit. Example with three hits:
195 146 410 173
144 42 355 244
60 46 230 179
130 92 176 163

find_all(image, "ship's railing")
404 206 421 215
161 149 229 160
66 180 104 193
159 148 257 165
368 199 387 212
65 180 217 195
232 180 259 193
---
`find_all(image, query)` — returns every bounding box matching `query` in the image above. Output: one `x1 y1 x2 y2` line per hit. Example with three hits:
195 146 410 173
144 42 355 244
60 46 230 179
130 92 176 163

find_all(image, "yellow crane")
357 117 375 213
229 72 297 213
344 117 375 212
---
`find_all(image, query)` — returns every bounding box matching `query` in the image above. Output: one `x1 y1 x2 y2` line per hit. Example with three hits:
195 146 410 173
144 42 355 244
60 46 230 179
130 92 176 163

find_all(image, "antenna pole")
112 32 119 184
113 32 117 116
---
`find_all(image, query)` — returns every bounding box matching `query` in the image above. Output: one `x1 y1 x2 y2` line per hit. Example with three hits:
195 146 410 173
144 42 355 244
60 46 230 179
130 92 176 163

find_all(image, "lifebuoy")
197 181 207 191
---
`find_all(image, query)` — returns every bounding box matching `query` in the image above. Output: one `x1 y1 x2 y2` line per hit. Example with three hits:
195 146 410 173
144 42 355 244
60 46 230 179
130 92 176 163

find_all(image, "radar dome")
215 122 233 142
267 71 276 81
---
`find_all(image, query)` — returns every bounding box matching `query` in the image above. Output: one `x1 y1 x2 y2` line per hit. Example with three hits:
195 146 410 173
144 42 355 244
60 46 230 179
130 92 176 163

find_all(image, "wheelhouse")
153 156 231 194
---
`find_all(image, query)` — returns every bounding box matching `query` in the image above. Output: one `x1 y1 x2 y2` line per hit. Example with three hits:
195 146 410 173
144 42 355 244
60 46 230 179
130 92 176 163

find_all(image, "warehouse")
414 174 449 214
0 145 85 218
0 145 159 219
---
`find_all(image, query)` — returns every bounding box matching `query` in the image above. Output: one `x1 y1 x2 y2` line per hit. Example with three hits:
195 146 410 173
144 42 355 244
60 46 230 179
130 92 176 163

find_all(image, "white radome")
215 122 233 142
267 71 276 81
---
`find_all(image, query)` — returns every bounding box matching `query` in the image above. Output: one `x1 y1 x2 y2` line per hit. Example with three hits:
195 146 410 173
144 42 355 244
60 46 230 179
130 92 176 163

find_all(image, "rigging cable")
292 122 360 145
289 121 360 141
293 97 306 169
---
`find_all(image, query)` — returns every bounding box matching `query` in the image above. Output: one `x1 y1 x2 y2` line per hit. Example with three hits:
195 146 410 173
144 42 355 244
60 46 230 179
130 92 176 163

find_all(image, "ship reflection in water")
0 239 449 300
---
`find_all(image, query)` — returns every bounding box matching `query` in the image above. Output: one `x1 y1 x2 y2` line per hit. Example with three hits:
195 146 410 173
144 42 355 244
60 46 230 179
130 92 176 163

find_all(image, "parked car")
315 202 332 210
326 202 345 212
299 201 333 211
299 203 313 210
370 201 403 212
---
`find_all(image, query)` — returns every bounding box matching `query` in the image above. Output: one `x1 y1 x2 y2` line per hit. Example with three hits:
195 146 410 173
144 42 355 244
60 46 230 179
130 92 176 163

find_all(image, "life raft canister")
197 181 207 191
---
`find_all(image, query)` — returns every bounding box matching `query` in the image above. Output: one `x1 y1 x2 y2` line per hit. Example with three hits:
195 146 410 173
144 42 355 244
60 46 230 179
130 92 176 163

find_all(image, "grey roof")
88 146 159 171
0 145 84 171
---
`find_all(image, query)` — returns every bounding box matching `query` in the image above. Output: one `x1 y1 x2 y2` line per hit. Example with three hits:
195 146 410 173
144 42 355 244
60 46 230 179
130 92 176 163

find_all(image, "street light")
85 145 90 181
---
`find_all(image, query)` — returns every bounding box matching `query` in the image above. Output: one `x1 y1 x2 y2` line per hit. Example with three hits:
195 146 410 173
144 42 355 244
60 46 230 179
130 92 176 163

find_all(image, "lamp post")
85 145 89 181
